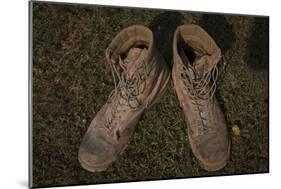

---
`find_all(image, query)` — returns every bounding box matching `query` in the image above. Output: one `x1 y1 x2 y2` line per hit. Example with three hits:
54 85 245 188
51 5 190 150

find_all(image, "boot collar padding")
173 24 221 63
106 25 154 63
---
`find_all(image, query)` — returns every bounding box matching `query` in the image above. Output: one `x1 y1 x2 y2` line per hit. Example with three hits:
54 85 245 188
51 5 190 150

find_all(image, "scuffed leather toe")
193 136 230 171
78 130 116 172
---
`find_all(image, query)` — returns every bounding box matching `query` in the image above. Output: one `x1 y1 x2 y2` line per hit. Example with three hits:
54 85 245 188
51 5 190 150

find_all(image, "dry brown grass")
32 2 269 187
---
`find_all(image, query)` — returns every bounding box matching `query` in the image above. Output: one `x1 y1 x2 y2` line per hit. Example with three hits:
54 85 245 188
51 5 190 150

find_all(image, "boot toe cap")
195 137 231 171
78 130 116 172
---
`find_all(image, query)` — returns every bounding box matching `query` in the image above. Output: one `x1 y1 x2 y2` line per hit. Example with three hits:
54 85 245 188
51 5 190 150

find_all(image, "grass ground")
32 2 269 187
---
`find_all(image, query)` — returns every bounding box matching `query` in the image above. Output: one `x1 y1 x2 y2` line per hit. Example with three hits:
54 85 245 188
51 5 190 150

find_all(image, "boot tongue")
179 48 213 79
193 55 213 79
119 47 147 79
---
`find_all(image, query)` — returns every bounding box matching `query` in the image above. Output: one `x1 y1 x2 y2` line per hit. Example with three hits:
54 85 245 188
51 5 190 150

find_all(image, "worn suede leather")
79 25 170 172
172 25 230 171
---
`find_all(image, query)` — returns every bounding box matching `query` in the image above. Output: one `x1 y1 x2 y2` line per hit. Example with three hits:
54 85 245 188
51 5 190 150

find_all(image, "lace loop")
180 60 218 102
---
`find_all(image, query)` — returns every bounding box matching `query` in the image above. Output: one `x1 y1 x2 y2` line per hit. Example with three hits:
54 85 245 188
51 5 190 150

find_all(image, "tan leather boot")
79 25 170 172
172 24 230 171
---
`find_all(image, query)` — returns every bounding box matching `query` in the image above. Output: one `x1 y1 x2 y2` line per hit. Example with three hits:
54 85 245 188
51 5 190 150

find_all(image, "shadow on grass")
199 14 236 54
244 17 269 71
149 11 184 66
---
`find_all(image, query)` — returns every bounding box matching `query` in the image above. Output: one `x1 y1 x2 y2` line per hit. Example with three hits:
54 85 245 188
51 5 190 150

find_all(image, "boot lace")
179 57 219 135
180 61 218 102
102 48 149 132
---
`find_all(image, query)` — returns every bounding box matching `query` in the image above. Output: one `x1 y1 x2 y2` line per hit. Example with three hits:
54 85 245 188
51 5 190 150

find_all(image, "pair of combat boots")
78 25 230 172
